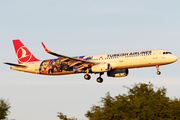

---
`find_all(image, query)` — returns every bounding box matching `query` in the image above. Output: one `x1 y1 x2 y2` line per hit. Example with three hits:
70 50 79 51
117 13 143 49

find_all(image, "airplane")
4 39 178 83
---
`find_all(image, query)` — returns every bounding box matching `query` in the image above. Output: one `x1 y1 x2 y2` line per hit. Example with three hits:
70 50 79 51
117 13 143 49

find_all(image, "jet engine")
107 69 129 77
91 63 110 73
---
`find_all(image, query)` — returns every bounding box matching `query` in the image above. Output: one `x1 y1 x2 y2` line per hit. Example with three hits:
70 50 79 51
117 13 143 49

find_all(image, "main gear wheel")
84 74 91 80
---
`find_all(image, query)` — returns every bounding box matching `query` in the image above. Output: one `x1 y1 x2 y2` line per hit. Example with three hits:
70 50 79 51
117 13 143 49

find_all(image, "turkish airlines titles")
107 50 152 58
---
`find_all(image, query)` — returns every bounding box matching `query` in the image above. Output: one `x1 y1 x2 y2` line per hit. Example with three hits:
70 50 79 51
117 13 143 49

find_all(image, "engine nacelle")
107 69 129 77
91 63 110 73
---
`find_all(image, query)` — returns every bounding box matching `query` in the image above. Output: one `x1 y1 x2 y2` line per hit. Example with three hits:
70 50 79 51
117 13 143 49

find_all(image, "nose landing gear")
157 71 161 75
156 65 161 75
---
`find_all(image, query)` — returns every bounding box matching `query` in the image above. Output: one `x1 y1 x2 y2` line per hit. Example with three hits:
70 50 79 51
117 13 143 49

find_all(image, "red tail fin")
13 39 40 64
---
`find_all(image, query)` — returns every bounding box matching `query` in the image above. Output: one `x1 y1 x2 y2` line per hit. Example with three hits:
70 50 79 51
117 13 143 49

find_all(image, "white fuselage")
11 49 178 74
88 49 177 69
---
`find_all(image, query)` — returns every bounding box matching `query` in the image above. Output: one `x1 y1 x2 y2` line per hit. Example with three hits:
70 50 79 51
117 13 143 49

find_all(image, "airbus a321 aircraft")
4 40 178 83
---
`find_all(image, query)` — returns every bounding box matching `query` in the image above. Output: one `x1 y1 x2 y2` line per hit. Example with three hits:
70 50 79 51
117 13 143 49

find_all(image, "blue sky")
0 0 180 120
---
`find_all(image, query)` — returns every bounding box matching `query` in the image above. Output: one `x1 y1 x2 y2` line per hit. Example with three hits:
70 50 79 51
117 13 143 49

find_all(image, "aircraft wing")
41 42 97 70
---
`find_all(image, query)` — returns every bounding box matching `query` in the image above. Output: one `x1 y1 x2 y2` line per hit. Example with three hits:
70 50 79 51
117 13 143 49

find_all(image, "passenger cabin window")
163 52 172 54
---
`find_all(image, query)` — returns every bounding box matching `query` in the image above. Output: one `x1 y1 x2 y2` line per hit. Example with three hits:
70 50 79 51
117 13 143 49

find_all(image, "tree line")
2 82 180 120
0 98 10 120
58 82 180 120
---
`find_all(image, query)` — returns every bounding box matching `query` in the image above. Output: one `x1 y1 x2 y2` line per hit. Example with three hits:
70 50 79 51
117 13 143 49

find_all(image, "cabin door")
153 50 158 59
34 63 40 73
119 56 124 62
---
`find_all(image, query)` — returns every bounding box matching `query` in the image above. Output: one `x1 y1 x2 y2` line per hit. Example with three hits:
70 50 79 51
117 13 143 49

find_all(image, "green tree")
0 98 11 120
85 82 180 120
57 112 77 120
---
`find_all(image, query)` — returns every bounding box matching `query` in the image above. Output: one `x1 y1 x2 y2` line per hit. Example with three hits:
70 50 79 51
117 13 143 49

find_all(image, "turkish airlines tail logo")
13 39 39 64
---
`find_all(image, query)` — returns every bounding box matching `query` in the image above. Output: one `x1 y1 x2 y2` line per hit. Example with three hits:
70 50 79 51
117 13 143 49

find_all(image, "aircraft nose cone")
172 55 178 62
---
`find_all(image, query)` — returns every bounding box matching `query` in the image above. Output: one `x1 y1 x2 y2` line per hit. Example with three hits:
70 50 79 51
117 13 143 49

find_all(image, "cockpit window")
163 52 172 54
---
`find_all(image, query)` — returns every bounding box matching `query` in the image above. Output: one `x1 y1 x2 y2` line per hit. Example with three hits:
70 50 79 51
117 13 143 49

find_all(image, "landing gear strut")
96 72 104 83
84 69 91 80
156 65 161 75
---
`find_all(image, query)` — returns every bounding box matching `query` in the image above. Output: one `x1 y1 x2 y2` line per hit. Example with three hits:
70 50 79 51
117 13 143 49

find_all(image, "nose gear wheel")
156 65 161 75
157 71 161 75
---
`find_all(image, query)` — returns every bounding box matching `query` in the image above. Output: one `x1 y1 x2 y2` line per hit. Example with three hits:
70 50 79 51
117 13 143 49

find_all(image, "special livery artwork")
39 59 74 74
4 40 178 83
39 56 92 74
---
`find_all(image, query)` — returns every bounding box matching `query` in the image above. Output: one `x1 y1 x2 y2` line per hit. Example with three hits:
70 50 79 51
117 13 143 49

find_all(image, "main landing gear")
84 69 91 80
156 65 161 75
84 72 104 83
84 74 91 80
96 72 104 83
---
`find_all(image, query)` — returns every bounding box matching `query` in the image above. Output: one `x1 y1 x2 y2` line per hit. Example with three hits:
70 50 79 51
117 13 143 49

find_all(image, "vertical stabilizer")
13 39 40 64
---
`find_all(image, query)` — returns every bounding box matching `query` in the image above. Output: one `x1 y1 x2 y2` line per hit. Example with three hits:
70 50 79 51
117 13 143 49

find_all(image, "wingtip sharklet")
41 42 49 52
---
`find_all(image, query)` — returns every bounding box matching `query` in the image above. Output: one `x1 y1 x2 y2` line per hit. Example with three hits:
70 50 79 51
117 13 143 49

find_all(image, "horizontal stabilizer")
4 62 27 68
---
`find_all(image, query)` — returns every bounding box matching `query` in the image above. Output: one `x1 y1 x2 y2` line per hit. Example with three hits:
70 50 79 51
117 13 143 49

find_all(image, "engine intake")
107 69 129 77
